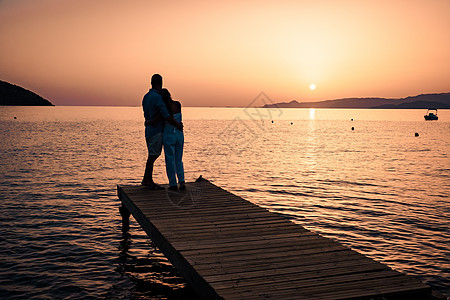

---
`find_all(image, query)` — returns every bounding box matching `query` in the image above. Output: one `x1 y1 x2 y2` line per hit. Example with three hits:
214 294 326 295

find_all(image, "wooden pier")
117 179 433 300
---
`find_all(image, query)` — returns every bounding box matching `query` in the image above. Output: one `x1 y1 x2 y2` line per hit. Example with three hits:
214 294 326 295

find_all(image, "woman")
160 88 186 191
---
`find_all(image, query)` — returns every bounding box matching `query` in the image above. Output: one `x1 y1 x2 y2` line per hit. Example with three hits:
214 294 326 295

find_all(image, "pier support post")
119 204 130 232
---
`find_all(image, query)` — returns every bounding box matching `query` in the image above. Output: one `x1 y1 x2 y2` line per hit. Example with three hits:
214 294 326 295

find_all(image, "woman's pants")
163 131 185 187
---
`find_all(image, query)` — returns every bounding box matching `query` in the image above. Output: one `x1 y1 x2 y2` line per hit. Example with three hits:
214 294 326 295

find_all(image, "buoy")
415 132 419 137
351 127 354 130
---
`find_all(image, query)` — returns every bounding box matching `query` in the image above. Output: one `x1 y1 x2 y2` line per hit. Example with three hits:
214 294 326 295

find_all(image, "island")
262 92 450 109
0 80 54 106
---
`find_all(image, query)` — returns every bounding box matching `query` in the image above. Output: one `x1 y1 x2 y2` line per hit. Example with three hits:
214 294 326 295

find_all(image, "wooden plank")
152 217 292 232
157 220 303 236
192 251 367 274
150 214 289 227
180 238 343 258
175 234 333 253
117 181 432 300
202 259 387 283
216 274 430 300
160 223 304 240
211 269 402 291
187 247 352 268
139 210 276 221
170 231 317 249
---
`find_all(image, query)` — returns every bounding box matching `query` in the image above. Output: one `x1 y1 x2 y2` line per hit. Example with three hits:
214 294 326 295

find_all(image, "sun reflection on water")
309 108 316 120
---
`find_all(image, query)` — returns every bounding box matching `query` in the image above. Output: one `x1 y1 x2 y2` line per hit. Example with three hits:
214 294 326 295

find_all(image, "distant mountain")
373 100 448 109
0 80 54 106
262 93 450 109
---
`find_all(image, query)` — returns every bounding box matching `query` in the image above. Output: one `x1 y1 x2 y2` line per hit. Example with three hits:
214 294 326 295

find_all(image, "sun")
309 83 316 90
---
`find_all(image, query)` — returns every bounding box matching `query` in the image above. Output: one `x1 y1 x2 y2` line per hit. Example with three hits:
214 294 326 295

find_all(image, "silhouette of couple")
141 74 185 191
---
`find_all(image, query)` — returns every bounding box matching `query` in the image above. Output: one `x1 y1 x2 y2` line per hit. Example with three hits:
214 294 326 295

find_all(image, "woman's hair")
160 88 172 114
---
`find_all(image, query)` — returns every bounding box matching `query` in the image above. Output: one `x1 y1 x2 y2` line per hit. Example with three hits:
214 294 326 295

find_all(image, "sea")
0 106 449 299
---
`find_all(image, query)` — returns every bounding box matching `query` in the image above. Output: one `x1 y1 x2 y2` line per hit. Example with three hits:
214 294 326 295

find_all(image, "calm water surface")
0 106 449 299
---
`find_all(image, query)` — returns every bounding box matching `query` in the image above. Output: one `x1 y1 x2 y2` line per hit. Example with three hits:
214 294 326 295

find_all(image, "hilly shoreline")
0 80 54 106
263 93 450 109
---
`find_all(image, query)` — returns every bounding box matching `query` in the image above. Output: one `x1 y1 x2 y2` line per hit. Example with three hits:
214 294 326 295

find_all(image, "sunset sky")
1 0 449 107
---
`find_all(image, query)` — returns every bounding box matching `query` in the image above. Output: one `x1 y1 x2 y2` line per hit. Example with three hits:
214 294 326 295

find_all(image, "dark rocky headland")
0 80 54 106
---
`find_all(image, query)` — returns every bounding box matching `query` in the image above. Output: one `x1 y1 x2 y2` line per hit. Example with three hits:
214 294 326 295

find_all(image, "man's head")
151 74 163 91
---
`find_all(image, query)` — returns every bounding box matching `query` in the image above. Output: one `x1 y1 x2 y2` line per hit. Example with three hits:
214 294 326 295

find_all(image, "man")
141 74 183 189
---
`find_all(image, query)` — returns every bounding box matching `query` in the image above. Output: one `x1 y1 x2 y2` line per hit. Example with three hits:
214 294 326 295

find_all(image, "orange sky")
0 0 449 106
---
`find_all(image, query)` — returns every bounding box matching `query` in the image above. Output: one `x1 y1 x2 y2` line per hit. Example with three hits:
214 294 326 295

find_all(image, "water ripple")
1 107 449 298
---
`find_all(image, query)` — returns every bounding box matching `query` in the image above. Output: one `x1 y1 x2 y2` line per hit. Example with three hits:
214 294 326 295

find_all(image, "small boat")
424 108 438 120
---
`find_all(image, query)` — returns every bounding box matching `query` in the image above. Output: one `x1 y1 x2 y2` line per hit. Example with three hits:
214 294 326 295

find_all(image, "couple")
141 74 185 191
